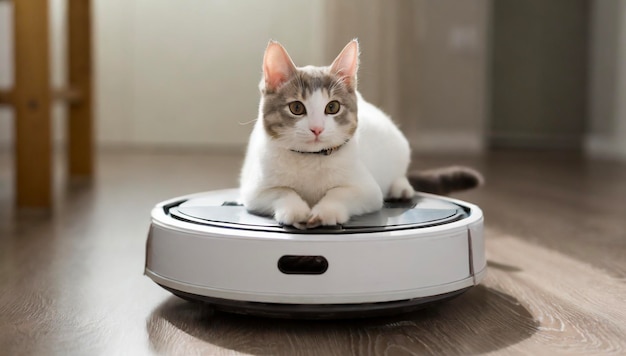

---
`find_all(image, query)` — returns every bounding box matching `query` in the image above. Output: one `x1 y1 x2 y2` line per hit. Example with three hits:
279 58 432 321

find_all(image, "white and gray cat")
240 40 482 229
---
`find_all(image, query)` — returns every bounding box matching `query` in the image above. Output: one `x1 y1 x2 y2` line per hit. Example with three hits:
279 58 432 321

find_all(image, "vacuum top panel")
167 189 469 234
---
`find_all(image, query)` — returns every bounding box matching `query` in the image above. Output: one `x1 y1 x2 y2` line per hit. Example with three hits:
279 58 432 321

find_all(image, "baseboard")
97 142 247 155
0 141 64 153
408 131 485 154
585 134 626 160
488 132 583 150
0 141 10 152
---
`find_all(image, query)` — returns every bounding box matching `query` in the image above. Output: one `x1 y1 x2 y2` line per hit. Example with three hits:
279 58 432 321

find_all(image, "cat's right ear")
263 41 297 92
330 40 359 89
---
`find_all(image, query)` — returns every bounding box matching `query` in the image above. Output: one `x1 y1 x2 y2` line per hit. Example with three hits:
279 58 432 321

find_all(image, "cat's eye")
288 101 306 116
325 100 341 115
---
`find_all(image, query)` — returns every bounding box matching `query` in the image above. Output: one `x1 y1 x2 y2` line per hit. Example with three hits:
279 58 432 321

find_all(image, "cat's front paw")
274 198 311 229
307 203 349 228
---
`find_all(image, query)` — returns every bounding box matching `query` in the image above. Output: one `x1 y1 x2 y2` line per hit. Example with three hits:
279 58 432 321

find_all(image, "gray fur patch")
261 68 358 139
262 93 296 138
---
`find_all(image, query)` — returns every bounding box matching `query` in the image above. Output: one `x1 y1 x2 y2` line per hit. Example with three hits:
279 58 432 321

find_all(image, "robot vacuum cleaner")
145 189 486 319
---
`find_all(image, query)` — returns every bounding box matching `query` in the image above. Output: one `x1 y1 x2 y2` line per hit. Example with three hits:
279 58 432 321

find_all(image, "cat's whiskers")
238 118 258 126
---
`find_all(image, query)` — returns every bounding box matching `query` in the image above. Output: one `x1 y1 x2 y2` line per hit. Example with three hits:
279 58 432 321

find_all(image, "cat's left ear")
330 39 359 89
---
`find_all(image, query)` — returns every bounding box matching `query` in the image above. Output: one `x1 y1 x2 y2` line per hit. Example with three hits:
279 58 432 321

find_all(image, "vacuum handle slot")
278 255 328 275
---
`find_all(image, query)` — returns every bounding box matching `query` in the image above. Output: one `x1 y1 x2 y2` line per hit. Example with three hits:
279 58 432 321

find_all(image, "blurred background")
0 0 626 158
1 0 624 158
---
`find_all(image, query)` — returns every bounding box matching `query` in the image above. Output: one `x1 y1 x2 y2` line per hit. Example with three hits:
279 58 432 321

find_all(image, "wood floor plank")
0 150 625 355
485 235 626 354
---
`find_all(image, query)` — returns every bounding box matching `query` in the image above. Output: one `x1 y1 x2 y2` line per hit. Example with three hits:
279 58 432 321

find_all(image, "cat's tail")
407 166 484 195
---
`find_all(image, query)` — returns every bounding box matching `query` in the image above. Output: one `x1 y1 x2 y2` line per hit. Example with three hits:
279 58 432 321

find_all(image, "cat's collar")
290 140 350 156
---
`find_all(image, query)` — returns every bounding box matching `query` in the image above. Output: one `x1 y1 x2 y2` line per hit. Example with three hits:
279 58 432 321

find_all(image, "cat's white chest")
263 149 354 206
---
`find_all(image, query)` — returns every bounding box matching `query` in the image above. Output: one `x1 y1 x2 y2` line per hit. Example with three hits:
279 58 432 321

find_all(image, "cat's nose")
310 127 324 137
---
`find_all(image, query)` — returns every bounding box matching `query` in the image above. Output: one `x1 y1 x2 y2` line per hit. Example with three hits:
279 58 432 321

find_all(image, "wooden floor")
1 149 625 355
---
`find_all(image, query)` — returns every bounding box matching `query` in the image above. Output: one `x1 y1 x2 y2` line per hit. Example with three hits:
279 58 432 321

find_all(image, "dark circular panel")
172 193 468 234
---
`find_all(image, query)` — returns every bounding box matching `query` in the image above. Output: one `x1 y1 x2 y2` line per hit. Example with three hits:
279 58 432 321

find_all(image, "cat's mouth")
297 136 326 148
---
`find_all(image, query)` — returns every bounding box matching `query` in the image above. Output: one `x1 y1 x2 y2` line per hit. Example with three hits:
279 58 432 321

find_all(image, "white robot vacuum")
145 189 486 319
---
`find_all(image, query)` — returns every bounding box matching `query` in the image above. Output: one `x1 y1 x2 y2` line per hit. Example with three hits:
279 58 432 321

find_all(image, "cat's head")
259 40 359 153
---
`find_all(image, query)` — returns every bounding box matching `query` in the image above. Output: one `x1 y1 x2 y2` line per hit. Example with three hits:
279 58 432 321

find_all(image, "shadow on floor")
147 285 537 355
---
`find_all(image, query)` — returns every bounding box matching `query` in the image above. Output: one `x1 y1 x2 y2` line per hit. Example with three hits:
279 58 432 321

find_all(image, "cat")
240 39 482 229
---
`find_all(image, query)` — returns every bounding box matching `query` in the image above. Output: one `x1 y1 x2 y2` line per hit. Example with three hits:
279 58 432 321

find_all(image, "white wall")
96 0 325 148
410 0 488 153
324 0 489 154
0 0 325 149
587 0 626 160
1 0 493 155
